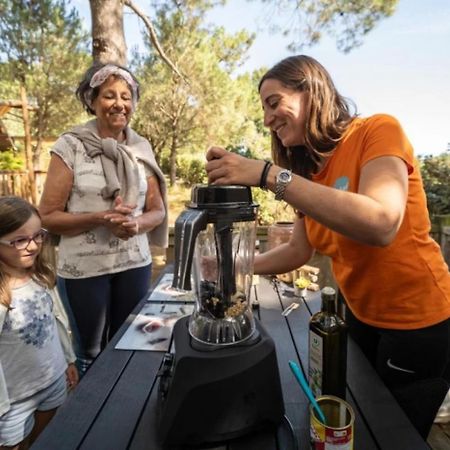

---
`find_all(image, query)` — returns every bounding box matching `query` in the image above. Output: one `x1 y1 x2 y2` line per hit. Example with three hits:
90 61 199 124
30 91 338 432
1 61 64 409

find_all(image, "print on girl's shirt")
4 290 53 348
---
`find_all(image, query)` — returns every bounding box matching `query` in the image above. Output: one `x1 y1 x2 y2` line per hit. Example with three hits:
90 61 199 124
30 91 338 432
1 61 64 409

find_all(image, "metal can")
310 395 354 450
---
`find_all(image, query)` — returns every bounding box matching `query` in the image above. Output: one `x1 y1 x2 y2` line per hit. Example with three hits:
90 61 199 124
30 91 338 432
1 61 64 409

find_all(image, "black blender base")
157 316 285 448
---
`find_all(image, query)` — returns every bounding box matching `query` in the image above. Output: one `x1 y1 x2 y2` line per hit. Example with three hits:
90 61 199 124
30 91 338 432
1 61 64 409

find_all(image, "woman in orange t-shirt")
205 55 450 439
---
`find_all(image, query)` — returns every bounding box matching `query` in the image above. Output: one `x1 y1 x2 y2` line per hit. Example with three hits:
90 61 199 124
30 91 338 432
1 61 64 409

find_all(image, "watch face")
279 170 291 182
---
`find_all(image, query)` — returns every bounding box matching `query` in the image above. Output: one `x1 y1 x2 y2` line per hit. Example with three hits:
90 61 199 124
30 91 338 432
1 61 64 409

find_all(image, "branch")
0 100 38 111
123 0 189 85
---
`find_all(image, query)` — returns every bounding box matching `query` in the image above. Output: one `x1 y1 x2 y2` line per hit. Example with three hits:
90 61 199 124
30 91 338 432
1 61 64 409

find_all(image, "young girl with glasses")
0 196 78 450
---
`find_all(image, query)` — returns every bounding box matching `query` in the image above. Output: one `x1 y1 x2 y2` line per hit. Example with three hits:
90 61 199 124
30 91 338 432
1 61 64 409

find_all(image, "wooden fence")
0 170 47 204
0 171 33 201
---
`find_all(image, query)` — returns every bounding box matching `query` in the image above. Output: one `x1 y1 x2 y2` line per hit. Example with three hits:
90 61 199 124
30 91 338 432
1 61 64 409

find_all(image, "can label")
310 396 354 450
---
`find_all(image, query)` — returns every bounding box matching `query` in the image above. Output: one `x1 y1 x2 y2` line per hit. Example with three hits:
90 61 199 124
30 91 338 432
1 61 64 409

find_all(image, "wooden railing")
0 170 47 204
0 170 33 201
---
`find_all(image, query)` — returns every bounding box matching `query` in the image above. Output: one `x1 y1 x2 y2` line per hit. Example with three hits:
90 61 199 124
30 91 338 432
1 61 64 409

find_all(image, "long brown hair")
0 196 55 308
259 55 356 179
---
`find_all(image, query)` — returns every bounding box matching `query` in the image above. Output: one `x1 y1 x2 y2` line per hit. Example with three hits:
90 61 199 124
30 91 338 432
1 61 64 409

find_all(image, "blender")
157 185 285 447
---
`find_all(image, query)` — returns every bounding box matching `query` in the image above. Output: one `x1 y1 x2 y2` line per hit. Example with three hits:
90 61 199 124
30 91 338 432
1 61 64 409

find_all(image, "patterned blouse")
51 130 153 279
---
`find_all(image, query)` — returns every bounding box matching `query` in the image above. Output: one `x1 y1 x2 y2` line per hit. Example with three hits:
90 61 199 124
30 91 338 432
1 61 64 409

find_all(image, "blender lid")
190 185 256 208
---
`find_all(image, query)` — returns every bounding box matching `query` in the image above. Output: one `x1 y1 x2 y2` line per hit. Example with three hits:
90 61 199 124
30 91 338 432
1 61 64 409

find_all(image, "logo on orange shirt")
334 176 349 191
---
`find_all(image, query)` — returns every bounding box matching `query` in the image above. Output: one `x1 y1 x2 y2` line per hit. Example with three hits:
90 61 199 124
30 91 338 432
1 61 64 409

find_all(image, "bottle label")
309 330 323 397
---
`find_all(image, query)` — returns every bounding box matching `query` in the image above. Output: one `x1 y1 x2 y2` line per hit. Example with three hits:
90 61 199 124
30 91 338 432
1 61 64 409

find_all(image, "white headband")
84 64 139 110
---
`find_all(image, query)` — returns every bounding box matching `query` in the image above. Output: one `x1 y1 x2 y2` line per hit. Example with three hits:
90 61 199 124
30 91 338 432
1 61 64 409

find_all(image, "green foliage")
419 152 450 216
158 153 170 174
0 0 90 166
175 155 207 185
158 152 207 185
132 0 269 184
258 0 398 53
0 150 24 170
251 188 296 226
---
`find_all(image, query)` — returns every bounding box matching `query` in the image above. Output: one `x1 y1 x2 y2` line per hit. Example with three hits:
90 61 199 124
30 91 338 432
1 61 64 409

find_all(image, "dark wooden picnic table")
32 271 430 450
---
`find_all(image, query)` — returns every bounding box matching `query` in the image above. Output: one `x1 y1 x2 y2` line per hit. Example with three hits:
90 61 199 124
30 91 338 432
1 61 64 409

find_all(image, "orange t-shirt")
305 114 450 329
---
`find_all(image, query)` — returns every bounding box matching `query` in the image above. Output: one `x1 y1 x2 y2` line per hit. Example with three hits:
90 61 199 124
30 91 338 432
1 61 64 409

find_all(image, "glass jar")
267 221 294 283
267 221 294 250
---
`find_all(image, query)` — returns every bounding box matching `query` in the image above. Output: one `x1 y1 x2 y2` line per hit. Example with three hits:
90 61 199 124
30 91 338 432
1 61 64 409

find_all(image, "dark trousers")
63 264 152 366
345 304 450 439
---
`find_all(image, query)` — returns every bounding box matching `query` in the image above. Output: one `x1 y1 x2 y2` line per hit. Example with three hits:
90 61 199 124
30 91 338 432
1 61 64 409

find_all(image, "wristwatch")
274 169 292 201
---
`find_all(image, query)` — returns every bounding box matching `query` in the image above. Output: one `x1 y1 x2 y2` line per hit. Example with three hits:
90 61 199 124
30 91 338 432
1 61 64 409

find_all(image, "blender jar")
190 219 257 345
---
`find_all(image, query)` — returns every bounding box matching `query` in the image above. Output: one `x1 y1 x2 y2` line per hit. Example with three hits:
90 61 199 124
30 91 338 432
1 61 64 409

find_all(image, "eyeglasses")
0 228 48 250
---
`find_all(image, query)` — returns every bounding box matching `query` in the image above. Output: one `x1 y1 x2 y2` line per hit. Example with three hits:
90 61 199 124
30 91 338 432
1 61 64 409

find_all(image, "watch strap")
274 169 292 201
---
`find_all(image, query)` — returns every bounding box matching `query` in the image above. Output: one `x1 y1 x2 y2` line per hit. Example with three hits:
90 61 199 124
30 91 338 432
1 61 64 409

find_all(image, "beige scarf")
65 120 169 247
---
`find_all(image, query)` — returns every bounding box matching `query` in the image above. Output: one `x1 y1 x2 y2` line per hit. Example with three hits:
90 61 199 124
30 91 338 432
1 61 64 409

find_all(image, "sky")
76 0 450 156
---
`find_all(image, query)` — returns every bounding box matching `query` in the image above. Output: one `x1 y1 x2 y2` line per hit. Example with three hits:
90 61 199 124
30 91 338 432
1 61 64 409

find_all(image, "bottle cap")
321 286 336 302
321 286 336 295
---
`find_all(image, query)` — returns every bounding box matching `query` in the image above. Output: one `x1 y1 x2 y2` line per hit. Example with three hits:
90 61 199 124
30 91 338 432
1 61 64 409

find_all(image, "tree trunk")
19 83 36 204
89 0 127 65
33 109 45 170
169 134 177 186
33 136 43 170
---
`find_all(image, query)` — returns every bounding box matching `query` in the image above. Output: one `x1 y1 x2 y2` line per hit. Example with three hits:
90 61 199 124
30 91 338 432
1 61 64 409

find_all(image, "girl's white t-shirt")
0 279 67 402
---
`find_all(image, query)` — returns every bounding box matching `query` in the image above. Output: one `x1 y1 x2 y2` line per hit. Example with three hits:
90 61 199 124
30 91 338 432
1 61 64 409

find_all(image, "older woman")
39 63 168 373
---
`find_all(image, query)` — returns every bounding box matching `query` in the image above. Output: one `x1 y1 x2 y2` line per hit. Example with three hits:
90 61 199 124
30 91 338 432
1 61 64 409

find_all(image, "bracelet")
259 160 273 190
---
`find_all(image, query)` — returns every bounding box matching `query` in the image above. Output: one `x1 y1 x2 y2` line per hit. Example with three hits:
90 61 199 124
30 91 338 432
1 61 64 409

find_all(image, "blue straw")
288 360 327 425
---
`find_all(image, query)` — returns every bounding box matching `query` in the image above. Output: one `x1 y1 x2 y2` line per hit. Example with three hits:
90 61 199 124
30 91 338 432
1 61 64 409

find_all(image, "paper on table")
147 273 195 303
115 303 194 351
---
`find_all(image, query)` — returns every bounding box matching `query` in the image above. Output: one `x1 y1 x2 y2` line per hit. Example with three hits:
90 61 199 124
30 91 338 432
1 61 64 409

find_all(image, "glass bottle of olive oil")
308 286 348 399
